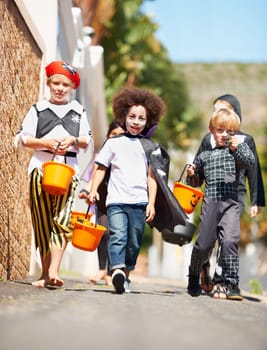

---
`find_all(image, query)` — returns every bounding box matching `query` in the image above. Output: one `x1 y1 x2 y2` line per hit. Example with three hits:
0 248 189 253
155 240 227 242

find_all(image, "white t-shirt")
14 99 92 175
95 135 148 205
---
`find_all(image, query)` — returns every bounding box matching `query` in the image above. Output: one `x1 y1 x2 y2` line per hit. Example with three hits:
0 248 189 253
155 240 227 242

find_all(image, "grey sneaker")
112 269 126 294
124 278 131 293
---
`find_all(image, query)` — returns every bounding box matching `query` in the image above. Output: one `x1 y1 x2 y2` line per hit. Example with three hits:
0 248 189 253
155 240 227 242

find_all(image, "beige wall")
0 0 42 279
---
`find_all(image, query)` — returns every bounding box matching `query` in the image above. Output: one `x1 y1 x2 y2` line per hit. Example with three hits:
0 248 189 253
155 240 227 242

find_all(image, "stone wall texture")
0 0 42 279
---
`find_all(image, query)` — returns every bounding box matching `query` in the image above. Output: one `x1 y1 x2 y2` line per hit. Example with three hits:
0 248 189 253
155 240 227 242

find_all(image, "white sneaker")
124 278 131 293
112 269 126 294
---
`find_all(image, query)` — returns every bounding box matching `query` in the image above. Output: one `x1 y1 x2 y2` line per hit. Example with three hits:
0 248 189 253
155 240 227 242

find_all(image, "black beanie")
213 94 242 121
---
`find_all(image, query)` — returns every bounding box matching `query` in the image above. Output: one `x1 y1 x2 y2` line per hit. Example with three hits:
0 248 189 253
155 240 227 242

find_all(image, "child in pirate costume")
87 86 187 294
14 61 92 287
186 108 254 300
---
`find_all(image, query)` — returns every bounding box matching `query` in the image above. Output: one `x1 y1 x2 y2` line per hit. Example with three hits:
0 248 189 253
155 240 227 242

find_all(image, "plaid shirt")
190 143 255 201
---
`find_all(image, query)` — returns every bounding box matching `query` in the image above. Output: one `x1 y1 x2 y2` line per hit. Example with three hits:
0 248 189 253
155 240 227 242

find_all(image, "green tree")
101 0 202 149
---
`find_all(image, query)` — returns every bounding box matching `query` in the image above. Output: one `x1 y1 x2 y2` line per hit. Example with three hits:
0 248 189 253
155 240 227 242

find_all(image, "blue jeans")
107 204 146 271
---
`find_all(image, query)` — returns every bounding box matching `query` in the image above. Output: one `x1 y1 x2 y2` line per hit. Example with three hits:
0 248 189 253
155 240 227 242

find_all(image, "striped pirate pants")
29 168 79 258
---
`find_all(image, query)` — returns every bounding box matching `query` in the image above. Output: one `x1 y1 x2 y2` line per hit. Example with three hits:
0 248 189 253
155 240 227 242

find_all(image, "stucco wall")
0 0 42 279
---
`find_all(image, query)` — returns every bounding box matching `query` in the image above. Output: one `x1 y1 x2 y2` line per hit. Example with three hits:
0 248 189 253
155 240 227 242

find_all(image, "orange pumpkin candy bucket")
42 142 75 195
173 164 204 214
42 161 75 195
72 205 106 252
69 210 93 229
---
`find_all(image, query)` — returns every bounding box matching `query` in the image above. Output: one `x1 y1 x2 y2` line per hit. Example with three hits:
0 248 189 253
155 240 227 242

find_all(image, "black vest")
34 105 82 138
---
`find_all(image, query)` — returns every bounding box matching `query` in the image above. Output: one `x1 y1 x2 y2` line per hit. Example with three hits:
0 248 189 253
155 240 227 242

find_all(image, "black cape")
139 137 188 232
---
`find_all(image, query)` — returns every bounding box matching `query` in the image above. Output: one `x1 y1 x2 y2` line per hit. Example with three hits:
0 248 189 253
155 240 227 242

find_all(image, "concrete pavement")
0 275 267 350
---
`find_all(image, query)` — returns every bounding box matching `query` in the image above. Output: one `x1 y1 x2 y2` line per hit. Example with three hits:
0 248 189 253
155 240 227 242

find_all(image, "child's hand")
78 189 90 202
57 136 77 153
250 205 261 218
229 135 239 152
44 138 71 155
88 191 99 204
44 139 62 153
146 203 155 222
186 164 196 177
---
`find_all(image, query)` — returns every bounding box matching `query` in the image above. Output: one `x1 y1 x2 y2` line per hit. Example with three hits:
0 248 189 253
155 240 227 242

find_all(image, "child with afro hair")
88 86 166 293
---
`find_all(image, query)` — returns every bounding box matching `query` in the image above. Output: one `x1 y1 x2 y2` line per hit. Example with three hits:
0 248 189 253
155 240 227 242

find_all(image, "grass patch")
249 279 263 295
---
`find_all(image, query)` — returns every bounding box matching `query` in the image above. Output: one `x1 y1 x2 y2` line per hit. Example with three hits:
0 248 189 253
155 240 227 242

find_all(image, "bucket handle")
51 142 68 164
177 163 190 182
176 163 200 187
77 204 98 228
51 142 61 161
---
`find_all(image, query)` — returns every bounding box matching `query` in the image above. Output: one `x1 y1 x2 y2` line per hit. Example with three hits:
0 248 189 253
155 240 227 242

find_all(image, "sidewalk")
1 275 267 350
1 273 266 303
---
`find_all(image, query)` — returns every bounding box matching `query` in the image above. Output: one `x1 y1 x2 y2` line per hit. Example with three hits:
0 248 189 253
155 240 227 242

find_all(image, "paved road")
0 276 266 350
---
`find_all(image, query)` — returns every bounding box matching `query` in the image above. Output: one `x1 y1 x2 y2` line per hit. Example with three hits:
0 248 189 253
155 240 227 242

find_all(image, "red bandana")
45 61 80 89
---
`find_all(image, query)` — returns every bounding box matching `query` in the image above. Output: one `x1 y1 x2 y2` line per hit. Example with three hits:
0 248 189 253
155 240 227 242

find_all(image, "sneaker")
124 278 131 293
225 284 243 301
112 269 126 294
187 274 202 297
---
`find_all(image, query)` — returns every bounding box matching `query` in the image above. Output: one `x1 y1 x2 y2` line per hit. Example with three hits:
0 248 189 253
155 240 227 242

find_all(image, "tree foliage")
99 0 202 149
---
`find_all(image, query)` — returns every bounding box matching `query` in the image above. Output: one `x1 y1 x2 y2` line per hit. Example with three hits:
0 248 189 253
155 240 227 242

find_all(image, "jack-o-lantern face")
190 192 202 208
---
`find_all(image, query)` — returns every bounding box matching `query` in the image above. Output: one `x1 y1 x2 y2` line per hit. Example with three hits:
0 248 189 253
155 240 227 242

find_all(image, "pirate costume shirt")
15 100 92 175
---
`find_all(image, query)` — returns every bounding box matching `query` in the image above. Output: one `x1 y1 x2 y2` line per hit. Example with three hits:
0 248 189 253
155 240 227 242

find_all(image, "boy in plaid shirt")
186 108 254 300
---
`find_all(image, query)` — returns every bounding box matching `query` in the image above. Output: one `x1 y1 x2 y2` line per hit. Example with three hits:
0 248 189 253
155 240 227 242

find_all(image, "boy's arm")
79 162 96 199
88 164 107 203
186 158 204 187
78 109 93 149
21 136 76 154
232 142 255 169
146 165 157 222
79 178 93 200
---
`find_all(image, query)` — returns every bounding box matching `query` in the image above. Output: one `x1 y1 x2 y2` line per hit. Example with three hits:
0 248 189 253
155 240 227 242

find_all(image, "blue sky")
141 0 267 63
